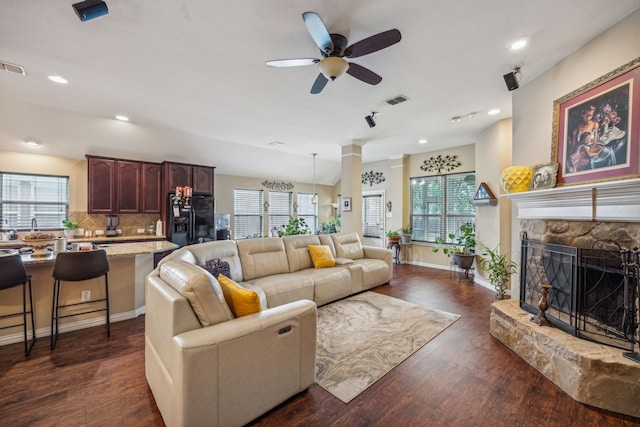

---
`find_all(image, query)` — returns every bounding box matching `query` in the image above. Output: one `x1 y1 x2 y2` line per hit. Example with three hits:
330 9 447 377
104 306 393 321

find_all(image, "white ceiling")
1 0 639 185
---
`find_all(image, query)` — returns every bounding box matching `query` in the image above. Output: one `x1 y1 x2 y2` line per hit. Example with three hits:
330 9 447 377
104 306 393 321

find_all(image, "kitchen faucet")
31 217 38 232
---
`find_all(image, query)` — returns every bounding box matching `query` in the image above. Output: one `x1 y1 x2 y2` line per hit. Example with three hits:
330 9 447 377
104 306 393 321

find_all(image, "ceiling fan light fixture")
318 57 349 80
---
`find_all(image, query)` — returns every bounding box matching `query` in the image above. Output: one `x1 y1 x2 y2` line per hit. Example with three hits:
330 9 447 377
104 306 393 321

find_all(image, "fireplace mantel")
501 178 640 221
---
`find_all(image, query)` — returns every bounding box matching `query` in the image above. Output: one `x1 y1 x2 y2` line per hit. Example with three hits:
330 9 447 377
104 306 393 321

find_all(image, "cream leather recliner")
145 259 317 427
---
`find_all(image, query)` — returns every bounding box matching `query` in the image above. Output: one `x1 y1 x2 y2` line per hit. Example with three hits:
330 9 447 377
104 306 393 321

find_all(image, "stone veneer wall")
520 219 640 251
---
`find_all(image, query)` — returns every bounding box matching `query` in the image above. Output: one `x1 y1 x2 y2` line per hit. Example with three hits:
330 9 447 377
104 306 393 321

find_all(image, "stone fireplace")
489 178 640 418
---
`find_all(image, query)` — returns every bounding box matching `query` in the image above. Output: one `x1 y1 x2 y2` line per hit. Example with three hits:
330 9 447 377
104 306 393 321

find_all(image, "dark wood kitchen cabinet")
163 162 215 195
87 156 163 214
87 157 115 213
116 161 141 213
141 163 162 213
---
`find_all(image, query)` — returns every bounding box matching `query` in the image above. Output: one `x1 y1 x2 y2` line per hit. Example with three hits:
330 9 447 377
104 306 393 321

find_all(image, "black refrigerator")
168 194 216 247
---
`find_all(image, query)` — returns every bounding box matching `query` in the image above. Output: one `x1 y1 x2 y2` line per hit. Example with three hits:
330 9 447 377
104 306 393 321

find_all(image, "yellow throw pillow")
308 244 336 269
217 274 262 317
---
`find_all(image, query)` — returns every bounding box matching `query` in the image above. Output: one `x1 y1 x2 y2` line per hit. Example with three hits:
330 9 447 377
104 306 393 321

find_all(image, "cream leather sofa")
145 232 391 426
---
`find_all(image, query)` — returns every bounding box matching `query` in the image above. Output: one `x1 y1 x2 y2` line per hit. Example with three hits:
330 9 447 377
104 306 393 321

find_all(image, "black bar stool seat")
0 253 36 356
51 249 110 350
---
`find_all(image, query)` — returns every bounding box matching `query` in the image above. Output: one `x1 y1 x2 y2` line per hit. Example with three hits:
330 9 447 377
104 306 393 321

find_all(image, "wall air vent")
384 94 409 106
1 60 27 76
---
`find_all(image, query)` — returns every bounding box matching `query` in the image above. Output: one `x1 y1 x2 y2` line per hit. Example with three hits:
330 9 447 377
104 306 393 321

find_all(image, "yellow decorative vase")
500 165 532 193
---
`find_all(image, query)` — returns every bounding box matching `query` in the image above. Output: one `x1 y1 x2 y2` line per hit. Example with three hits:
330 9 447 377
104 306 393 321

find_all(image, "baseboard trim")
0 306 146 347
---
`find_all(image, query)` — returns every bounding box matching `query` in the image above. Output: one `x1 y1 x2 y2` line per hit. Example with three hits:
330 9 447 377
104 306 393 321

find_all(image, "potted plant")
62 219 79 237
432 223 476 270
478 245 518 300
386 229 400 244
400 225 412 244
278 217 309 236
318 217 341 234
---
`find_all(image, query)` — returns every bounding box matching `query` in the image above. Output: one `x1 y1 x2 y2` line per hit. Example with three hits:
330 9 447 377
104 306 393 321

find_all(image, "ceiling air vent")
384 94 409 106
1 60 26 76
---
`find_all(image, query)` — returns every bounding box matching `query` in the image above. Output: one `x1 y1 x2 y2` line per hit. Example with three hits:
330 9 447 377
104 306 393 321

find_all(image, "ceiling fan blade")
310 73 329 94
346 63 382 85
302 12 334 55
344 29 401 58
266 58 320 67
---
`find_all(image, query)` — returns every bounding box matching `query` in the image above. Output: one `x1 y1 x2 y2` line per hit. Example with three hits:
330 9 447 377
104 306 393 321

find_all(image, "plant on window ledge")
278 217 309 236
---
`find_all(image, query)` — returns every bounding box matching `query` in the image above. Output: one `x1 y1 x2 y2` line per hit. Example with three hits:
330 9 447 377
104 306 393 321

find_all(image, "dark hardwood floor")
2 264 639 426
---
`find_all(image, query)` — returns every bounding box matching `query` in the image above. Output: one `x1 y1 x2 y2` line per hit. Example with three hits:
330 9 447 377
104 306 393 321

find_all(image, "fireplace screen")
520 240 637 351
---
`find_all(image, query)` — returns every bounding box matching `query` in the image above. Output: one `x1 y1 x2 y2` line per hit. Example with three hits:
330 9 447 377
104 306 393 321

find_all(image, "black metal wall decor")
262 180 294 191
361 171 386 186
420 155 461 174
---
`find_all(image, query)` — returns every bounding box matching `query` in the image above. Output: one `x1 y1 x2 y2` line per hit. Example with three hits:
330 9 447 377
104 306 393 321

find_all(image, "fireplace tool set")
621 247 640 364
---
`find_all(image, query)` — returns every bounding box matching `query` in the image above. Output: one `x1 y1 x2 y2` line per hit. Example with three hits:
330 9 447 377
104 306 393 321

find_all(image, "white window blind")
233 188 263 239
362 194 383 238
410 172 475 242
297 192 317 234
0 173 69 230
268 191 292 235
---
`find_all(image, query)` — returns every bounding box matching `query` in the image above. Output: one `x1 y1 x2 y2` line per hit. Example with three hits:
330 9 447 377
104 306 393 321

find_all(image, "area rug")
316 291 460 403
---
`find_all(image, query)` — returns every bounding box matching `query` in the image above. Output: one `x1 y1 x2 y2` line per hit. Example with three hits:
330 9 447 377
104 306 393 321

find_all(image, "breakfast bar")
0 240 178 346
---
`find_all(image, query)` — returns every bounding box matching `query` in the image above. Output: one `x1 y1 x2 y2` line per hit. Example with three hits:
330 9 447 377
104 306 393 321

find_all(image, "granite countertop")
19 240 179 265
0 234 166 248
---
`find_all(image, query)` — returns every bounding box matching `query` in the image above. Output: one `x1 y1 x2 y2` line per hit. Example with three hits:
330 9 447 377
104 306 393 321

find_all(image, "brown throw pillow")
205 258 231 279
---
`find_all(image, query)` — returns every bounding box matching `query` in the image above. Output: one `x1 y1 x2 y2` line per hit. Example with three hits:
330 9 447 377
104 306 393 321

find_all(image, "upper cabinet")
87 156 164 214
87 157 115 213
163 162 215 195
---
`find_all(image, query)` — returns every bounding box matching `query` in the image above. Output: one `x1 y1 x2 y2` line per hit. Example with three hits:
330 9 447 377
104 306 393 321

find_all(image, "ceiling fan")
266 12 401 94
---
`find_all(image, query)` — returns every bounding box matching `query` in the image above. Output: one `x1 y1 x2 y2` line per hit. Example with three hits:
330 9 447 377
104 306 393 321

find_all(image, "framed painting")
529 162 558 190
551 57 640 186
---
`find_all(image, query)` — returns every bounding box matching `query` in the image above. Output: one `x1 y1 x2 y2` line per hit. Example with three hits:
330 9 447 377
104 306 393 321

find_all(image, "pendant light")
311 153 318 204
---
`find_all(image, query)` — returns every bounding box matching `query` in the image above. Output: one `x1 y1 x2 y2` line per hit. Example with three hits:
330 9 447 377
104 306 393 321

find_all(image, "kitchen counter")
0 233 167 248
19 240 178 265
0 240 178 347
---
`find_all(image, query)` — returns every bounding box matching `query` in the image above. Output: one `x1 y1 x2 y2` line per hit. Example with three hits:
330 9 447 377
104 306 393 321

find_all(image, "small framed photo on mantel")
342 197 352 212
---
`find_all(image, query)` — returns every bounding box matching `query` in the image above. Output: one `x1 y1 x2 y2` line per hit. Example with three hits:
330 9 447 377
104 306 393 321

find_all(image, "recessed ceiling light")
115 115 129 121
451 116 462 123
24 138 42 147
418 139 428 144
509 38 528 50
467 112 480 119
488 109 501 115
268 141 284 146
47 75 68 84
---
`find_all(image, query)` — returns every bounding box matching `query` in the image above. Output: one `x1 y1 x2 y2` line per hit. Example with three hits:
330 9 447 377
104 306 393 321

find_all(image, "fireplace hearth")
520 239 638 351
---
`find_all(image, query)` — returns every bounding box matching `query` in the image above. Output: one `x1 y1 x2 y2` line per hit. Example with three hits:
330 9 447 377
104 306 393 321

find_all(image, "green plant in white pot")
478 245 518 300
62 219 79 237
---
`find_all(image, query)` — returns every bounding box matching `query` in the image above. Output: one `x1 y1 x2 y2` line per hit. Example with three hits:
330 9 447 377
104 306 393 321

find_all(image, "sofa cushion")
330 232 364 260
247 274 314 308
204 258 231 278
218 274 262 317
308 245 336 268
159 260 233 327
282 234 321 272
237 237 290 281
318 234 337 256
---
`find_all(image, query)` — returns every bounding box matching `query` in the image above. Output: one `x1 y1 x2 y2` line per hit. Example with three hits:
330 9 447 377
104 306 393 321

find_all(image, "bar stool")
51 249 110 350
0 253 36 356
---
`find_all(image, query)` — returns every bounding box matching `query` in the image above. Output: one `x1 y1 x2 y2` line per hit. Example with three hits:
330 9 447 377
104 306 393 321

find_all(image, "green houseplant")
478 245 518 300
278 217 309 236
62 219 79 237
386 229 400 243
432 222 476 270
400 225 412 244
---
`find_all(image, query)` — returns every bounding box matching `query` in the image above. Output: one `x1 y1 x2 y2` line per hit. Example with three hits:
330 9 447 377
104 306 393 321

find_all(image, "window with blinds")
268 191 292 235
233 188 263 239
362 193 383 238
297 192 317 234
410 172 475 242
0 173 69 231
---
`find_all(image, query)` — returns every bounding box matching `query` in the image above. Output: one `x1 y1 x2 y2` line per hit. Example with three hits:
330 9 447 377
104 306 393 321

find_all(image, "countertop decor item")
23 232 57 257
500 165 532 193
